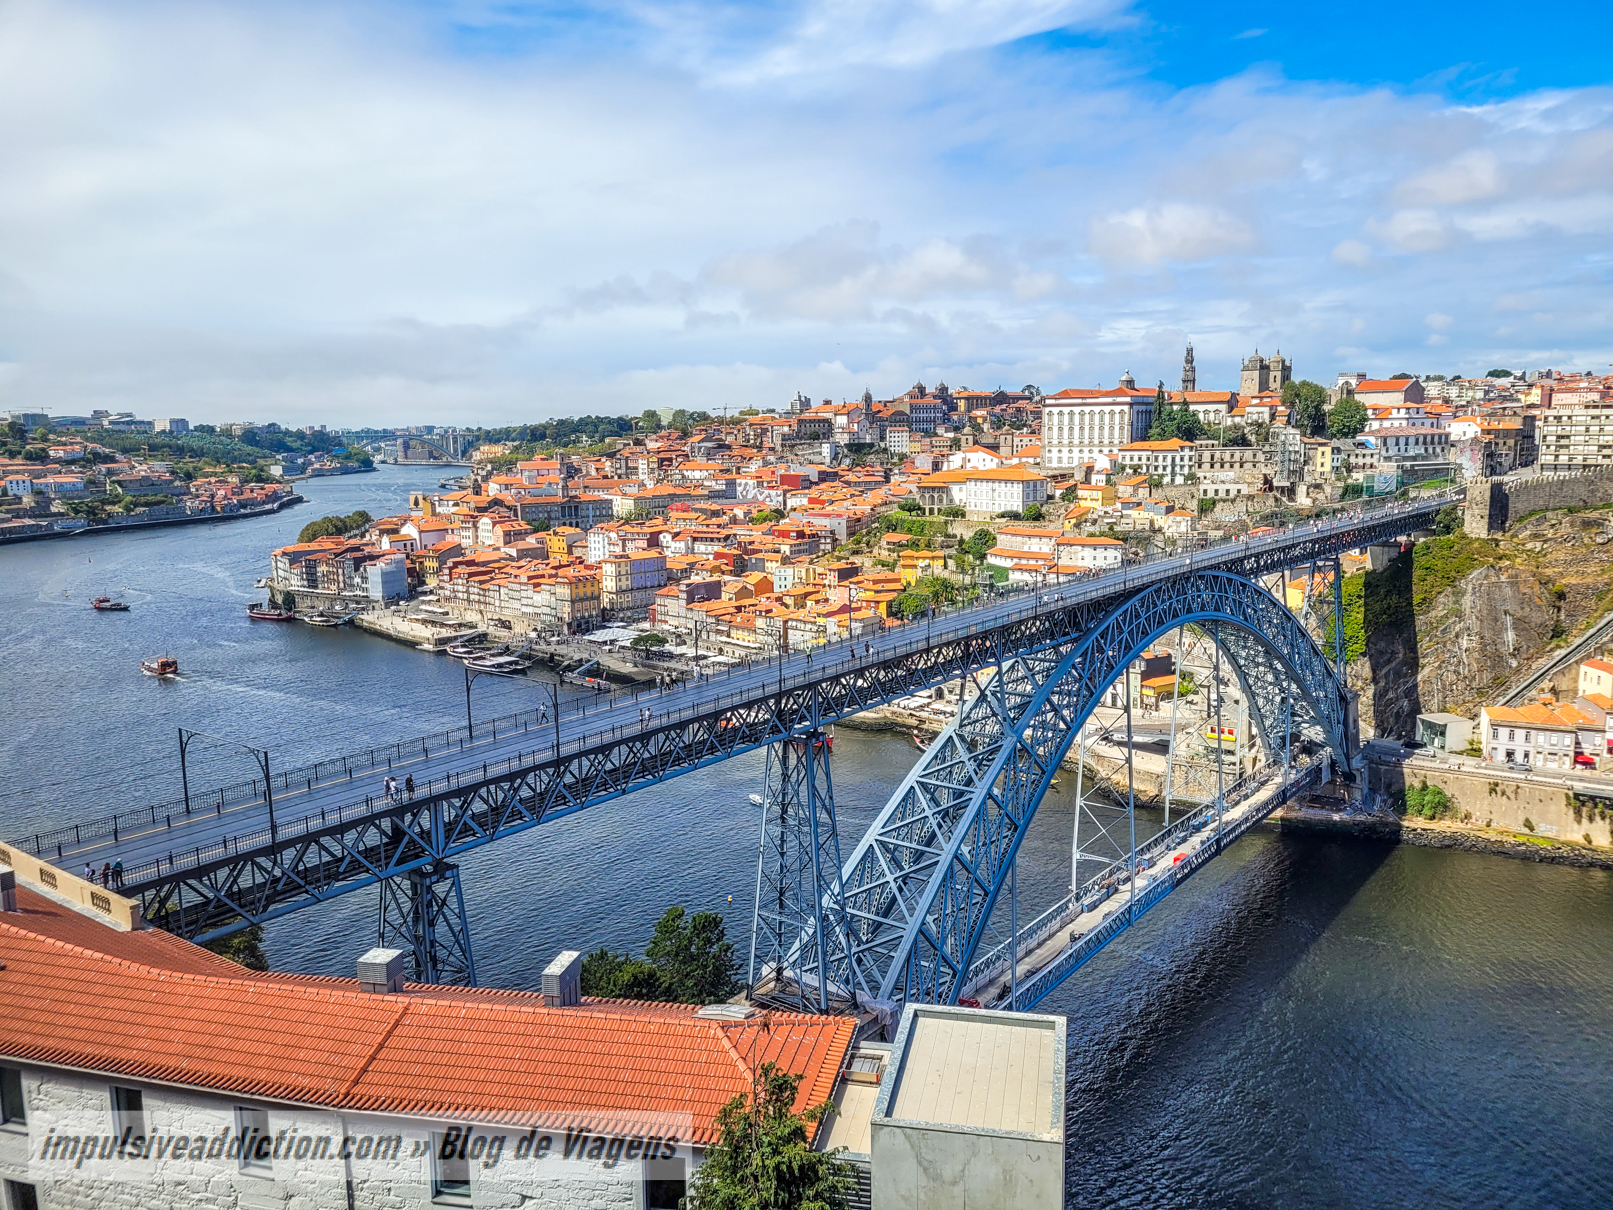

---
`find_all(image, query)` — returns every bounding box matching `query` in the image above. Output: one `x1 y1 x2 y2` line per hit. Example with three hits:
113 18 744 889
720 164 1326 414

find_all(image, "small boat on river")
301 612 356 627
92 596 130 612
464 654 527 674
246 602 295 620
140 655 179 678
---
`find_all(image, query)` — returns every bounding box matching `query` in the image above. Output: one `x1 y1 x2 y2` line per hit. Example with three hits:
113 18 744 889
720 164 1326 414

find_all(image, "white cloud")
1369 209 1453 253
1426 333 1449 346
1088 204 1256 266
1425 312 1454 330
1233 28 1267 39
0 1 1611 424
1395 150 1505 206
1331 239 1373 267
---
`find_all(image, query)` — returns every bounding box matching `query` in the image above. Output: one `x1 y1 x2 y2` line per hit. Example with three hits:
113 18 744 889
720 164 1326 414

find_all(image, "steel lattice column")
748 732 854 1012
377 861 477 986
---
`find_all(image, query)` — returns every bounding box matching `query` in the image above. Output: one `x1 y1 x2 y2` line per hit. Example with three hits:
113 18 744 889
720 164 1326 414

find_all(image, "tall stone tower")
1181 344 1197 393
1239 349 1294 396
1240 349 1269 396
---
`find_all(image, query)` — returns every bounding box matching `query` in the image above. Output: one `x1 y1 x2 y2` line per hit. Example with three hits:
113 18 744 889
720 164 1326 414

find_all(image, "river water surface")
2 465 1609 1208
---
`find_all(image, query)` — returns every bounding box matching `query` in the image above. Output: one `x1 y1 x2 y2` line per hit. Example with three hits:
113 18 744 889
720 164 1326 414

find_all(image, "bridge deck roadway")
23 493 1451 902
966 761 1322 1011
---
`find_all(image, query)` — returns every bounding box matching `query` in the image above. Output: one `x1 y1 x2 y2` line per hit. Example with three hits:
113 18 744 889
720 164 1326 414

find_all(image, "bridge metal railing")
959 757 1318 998
1001 761 1325 1009
25 490 1454 869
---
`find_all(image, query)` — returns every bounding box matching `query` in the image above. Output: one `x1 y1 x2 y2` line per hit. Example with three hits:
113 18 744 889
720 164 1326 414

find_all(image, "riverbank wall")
1366 752 1613 846
1275 805 1613 870
0 494 304 546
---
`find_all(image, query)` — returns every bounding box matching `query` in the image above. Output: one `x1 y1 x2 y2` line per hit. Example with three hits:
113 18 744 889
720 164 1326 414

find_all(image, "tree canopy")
1328 396 1368 440
1485 369 1514 378
579 906 740 1004
1282 380 1330 436
296 510 372 543
963 528 996 561
683 1061 855 1210
1147 401 1205 442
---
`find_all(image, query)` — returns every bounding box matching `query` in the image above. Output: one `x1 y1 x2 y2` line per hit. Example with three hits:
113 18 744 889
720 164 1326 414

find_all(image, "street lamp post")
178 727 277 843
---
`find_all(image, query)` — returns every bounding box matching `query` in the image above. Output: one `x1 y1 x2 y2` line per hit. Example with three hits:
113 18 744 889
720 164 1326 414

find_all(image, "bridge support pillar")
748 732 853 1014
378 862 477 987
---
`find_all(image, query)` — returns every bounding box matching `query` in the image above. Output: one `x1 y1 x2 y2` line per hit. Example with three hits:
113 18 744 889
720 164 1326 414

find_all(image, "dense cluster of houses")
0 438 289 541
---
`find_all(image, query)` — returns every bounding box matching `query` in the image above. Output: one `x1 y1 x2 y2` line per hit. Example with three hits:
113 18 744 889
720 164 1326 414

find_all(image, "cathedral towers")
1239 349 1291 396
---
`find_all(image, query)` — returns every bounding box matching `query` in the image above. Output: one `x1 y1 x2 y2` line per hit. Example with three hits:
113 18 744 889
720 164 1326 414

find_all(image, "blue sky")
0 0 1609 424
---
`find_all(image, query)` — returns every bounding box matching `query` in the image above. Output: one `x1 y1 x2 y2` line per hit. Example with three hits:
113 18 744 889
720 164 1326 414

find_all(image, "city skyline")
0 0 1609 426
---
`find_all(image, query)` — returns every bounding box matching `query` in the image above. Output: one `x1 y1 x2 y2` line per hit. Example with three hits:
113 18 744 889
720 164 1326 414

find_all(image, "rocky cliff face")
1350 507 1613 738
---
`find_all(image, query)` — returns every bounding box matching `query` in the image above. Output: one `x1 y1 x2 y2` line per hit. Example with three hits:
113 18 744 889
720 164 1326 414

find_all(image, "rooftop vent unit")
695 1003 761 1021
0 866 15 913
541 950 581 1008
357 947 407 994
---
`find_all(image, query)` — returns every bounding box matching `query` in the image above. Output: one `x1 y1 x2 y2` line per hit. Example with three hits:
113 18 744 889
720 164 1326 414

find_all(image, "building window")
645 1158 687 1210
4 1181 40 1210
110 1086 144 1142
431 1133 471 1205
236 1107 272 1175
0 1068 24 1126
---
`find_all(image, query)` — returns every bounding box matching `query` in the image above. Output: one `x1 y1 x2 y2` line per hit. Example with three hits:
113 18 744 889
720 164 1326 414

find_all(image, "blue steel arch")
822 570 1350 1009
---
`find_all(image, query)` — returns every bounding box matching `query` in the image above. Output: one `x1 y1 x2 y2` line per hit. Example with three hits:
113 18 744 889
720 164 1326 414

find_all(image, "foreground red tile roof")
0 888 854 1144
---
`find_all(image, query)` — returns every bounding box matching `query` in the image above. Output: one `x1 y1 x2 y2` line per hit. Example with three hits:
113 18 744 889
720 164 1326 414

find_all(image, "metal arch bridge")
357 435 472 465
16 492 1453 1002
759 568 1348 1015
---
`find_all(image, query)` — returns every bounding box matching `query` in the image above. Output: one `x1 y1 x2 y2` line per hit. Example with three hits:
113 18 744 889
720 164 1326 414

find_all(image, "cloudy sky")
0 0 1610 427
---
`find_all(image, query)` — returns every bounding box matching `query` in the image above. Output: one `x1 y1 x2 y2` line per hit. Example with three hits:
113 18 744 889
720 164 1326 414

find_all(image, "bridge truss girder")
823 571 1350 1010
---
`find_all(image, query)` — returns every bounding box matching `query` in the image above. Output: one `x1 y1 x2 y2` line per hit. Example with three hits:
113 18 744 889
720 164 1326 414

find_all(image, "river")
3 464 1609 1208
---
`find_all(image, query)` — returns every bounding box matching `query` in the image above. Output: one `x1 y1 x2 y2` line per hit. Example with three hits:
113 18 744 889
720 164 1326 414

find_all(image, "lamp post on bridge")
178 727 277 845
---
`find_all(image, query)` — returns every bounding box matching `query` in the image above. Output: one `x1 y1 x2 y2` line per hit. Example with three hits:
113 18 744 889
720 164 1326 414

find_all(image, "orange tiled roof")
0 886 853 1141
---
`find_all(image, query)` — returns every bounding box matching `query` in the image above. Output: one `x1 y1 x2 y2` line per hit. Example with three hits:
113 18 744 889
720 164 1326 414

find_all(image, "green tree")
644 906 740 1004
750 509 782 524
1328 397 1368 439
580 950 666 999
896 497 922 513
684 1061 855 1210
963 528 995 561
939 505 965 518
630 632 668 649
1282 380 1330 436
295 509 372 543
640 408 663 430
1434 505 1461 536
579 905 739 1004
1485 369 1512 378
203 924 269 971
1149 400 1205 443
1059 485 1078 503
1021 502 1043 521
